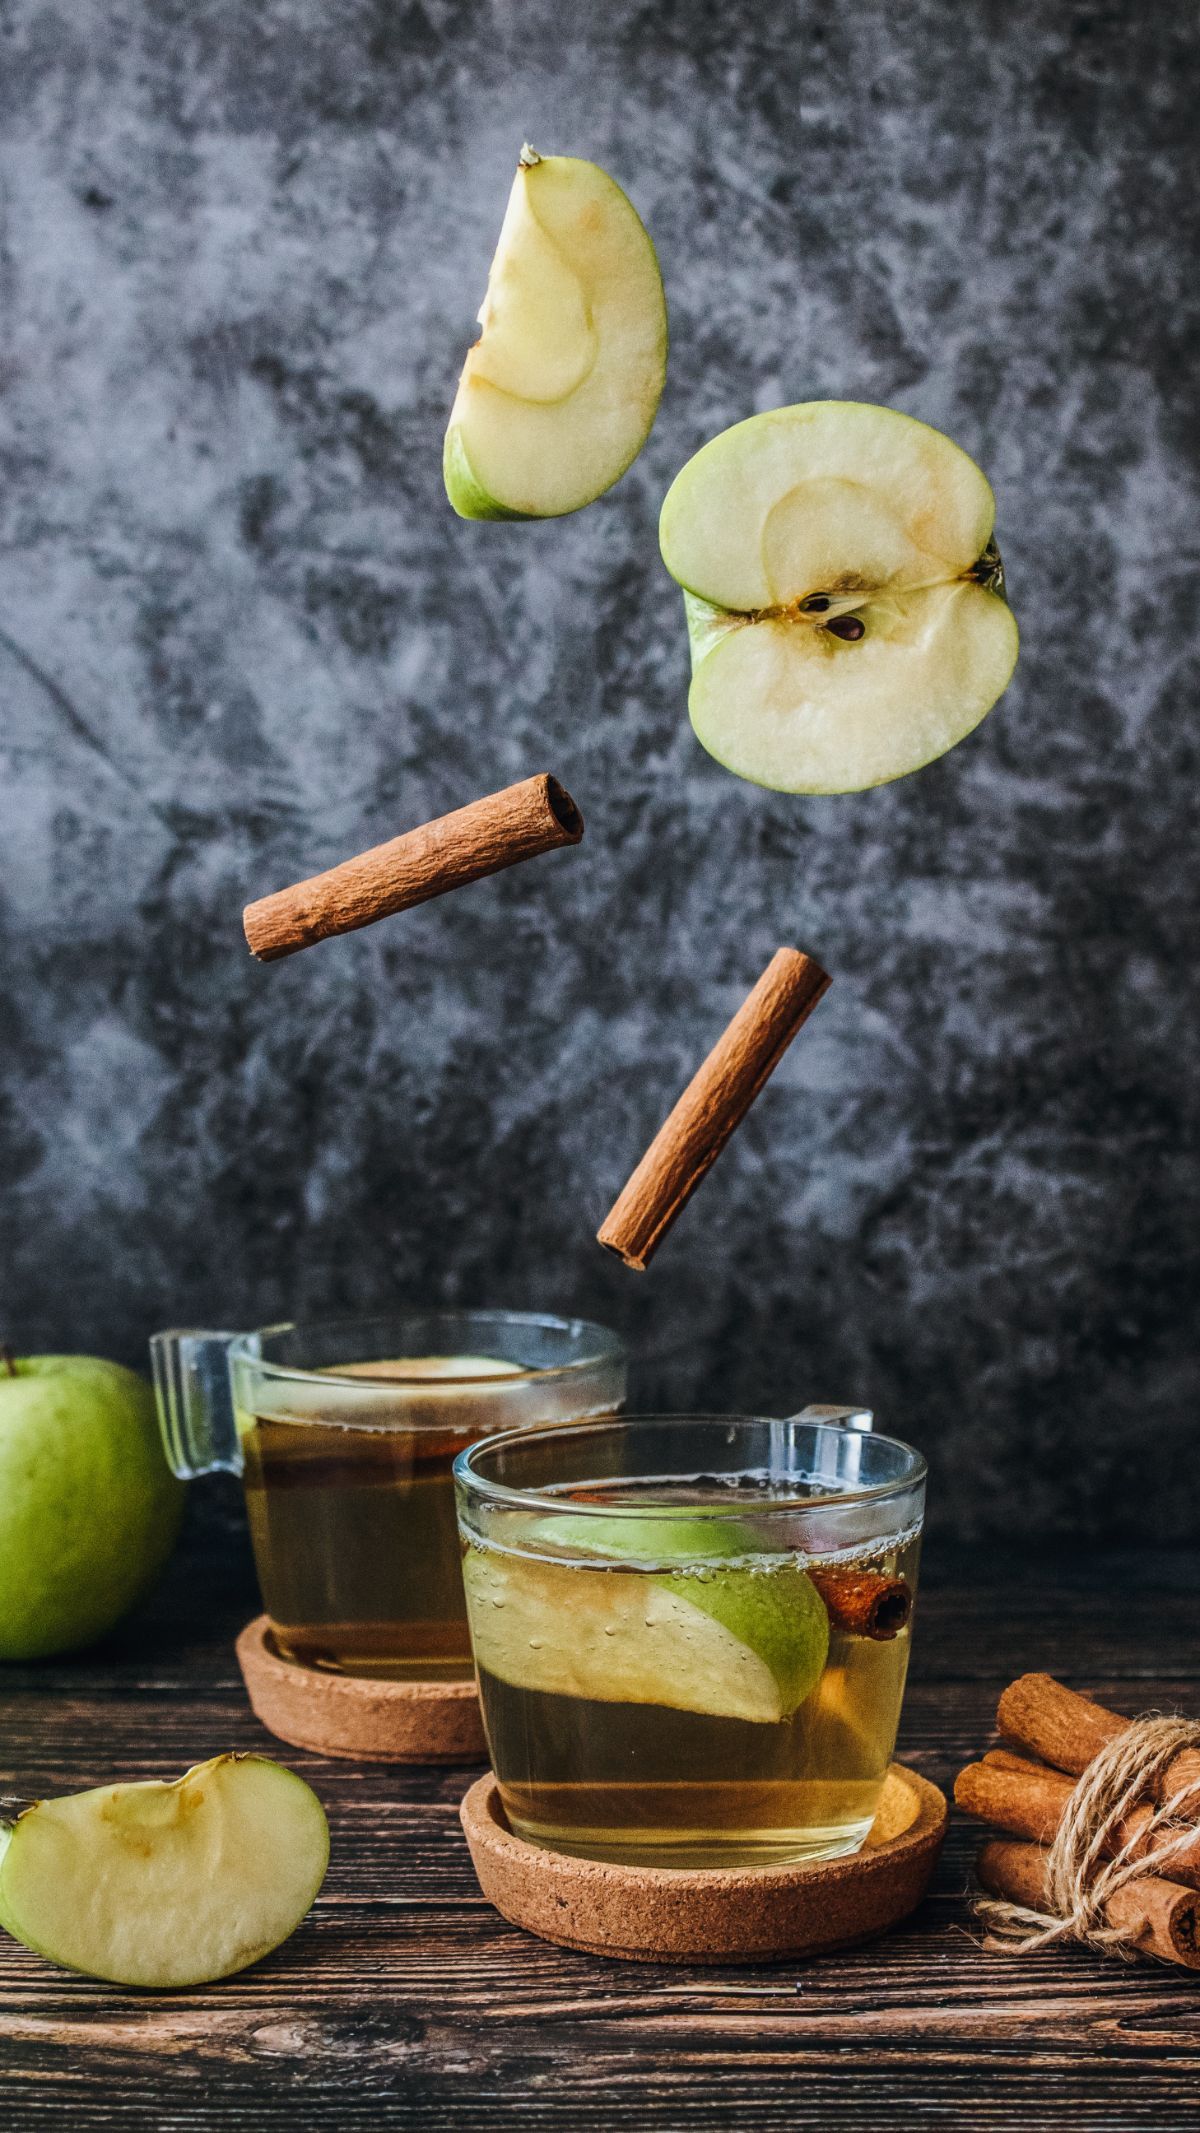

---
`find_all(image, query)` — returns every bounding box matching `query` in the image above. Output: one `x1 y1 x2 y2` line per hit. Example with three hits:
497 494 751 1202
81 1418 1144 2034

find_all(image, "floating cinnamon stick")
999 1672 1200 1804
809 1569 913 1642
976 1837 1200 1972
597 947 831 1271
243 773 584 962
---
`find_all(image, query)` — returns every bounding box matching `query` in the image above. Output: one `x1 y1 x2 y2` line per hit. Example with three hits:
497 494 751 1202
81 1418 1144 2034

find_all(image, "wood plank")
2 1519 1199 2129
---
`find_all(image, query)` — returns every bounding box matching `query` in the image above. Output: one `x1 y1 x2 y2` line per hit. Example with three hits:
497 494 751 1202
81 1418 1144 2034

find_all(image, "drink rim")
454 1413 928 1517
226 1309 626 1389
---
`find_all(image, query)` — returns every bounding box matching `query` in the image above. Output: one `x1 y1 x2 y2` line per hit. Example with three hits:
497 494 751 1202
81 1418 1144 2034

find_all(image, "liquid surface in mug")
241 1355 522 1681
464 1487 919 1869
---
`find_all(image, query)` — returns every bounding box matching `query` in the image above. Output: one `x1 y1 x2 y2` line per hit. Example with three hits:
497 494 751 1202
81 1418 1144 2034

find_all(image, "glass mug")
455 1412 925 1869
150 1312 626 1681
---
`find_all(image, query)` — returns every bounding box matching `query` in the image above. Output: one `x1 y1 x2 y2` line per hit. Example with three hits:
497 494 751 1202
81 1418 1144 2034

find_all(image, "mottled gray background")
1 0 1197 1540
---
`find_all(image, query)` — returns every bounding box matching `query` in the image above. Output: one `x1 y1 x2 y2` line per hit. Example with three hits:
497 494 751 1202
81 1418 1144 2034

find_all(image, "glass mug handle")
149 1329 256 1479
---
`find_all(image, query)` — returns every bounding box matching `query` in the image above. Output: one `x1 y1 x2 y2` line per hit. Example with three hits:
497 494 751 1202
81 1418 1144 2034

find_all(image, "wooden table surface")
3 1506 1199 2131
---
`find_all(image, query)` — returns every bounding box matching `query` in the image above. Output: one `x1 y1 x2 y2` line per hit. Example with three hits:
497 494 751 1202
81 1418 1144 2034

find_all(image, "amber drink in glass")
153 1311 625 1681
456 1415 924 1867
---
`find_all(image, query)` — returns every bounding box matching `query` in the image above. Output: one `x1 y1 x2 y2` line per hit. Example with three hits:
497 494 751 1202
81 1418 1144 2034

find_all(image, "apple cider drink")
456 1416 926 1868
240 1361 523 1681
224 1313 625 1682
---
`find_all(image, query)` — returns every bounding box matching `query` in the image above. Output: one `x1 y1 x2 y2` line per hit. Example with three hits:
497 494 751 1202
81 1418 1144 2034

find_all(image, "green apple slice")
328 1355 524 1380
463 1516 828 1724
659 401 1018 792
0 1756 329 1987
444 146 667 520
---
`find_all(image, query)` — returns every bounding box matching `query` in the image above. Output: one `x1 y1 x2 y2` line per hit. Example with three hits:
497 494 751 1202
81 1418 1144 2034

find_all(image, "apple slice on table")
659 401 1019 793
0 1757 329 1987
444 146 667 520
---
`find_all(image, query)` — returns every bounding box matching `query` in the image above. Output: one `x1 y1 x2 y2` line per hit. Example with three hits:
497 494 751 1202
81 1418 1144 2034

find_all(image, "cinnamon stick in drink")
244 774 584 962
598 947 831 1270
976 1838 1200 1972
808 1569 912 1641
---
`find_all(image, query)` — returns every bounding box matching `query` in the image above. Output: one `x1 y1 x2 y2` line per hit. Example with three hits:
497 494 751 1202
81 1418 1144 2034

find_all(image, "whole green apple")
0 1354 183 1661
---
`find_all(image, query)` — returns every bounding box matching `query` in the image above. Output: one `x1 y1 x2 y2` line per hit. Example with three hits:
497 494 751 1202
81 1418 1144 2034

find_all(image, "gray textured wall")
1 1 1197 1539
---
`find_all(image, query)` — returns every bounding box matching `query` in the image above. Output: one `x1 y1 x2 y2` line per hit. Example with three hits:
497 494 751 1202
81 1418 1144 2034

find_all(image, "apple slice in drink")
659 401 1019 792
0 1756 329 1987
328 1356 524 1380
444 147 667 520
462 1518 829 1724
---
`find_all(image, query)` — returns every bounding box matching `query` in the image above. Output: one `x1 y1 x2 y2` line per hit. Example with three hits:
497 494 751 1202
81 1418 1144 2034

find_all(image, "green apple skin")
662 1558 829 1717
442 425 534 523
0 1357 183 1661
539 1512 829 1718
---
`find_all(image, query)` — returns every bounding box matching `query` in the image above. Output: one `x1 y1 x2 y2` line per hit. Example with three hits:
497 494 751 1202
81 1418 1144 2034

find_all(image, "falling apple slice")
659 401 1019 792
444 146 668 520
0 1755 329 1987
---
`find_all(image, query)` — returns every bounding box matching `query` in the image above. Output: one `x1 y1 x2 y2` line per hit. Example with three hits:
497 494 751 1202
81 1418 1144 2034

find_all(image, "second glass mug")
149 1312 627 1681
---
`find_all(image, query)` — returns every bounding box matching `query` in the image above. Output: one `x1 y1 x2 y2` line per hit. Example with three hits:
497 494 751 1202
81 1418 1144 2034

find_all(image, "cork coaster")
235 1615 486 1764
460 1763 946 1963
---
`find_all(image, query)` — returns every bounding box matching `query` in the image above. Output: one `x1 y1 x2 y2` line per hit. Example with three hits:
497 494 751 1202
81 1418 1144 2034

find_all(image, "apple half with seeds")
444 146 667 520
0 1756 329 1987
659 401 1019 792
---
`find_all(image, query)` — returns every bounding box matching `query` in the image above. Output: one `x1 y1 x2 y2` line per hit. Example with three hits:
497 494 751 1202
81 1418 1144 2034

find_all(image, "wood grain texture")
598 948 831 1270
243 775 584 961
2 1520 1200 2130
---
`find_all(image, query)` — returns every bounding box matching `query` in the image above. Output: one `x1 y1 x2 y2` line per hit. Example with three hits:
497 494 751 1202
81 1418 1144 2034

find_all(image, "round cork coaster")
459 1763 946 1963
235 1615 486 1764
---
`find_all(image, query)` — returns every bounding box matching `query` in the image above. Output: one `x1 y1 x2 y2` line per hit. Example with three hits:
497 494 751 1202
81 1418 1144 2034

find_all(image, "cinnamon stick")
955 1680 1200 1888
982 1748 1057 1776
808 1569 913 1642
243 774 584 962
998 1672 1200 1804
976 1837 1200 1972
597 947 831 1270
959 1748 1200 1891
955 1759 1079 1846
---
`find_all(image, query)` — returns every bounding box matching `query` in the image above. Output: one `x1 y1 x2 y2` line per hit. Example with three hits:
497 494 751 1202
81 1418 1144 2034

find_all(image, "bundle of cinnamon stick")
955 1672 1200 1971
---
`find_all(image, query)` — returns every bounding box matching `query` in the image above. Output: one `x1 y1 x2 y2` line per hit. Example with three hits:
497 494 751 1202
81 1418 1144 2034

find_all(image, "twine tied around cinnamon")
977 1713 1200 1963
